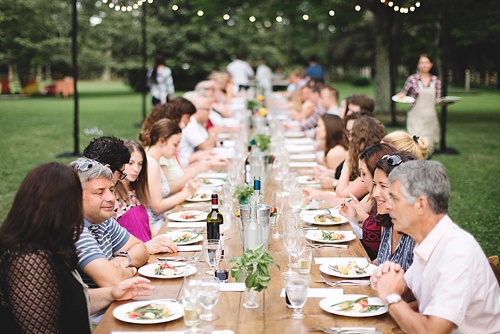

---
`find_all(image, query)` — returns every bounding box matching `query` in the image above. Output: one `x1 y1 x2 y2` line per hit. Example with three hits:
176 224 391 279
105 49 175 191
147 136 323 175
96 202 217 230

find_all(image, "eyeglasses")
116 169 127 181
382 154 402 166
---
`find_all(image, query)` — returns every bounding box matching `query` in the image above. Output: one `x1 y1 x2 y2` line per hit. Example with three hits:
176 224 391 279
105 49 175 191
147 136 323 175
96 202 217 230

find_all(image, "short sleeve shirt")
178 117 209 167
75 218 130 286
405 215 500 333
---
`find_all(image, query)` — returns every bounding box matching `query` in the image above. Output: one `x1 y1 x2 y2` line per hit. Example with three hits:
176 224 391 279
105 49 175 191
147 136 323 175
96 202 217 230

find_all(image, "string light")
354 5 361 11
380 1 420 14
172 4 178 11
329 10 335 16
105 0 147 12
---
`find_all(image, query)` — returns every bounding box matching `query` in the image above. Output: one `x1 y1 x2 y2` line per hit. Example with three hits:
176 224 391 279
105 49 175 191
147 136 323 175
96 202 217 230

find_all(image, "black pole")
141 3 147 122
436 0 459 155
58 0 80 158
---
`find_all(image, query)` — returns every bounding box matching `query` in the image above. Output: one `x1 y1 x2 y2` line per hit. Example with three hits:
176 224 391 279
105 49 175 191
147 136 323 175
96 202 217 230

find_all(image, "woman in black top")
0 162 153 334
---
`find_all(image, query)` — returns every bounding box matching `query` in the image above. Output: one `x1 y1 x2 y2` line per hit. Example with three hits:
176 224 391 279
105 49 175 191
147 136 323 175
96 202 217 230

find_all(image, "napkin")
289 161 318 168
197 172 227 179
168 222 206 228
219 282 246 292
290 153 317 160
177 245 203 252
285 131 305 137
285 138 314 145
280 288 343 298
212 147 235 159
285 145 315 153
314 257 369 265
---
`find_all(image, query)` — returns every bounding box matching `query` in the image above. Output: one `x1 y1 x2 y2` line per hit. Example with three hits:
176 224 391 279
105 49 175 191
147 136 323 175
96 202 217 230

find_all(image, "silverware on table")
313 326 381 334
318 273 371 287
309 243 348 249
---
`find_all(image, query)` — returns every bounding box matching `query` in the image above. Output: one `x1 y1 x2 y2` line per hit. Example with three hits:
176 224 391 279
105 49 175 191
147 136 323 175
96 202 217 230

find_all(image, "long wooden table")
94 176 401 334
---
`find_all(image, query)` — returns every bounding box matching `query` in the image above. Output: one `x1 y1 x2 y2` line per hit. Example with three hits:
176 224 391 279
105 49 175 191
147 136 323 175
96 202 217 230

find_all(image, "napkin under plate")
280 288 343 298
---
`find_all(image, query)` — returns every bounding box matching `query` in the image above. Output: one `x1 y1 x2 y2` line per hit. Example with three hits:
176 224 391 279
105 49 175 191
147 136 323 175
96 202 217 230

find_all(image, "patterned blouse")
377 225 415 271
402 73 442 109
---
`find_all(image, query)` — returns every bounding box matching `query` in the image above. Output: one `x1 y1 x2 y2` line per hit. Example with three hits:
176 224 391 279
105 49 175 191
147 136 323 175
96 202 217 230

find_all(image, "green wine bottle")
207 194 223 240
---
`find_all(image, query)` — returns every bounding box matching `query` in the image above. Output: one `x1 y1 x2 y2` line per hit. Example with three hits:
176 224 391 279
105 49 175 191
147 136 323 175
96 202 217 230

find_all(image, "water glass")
182 293 202 333
204 239 222 275
285 274 309 319
297 247 312 274
288 187 304 212
290 232 306 269
271 190 284 239
282 217 298 276
199 277 221 321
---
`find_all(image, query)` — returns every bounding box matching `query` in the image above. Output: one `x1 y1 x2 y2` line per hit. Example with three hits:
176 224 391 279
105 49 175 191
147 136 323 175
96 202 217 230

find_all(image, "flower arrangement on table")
234 183 253 205
247 97 267 116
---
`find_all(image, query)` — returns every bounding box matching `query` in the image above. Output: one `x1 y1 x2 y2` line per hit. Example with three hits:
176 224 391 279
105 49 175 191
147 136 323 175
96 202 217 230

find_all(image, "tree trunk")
372 6 393 119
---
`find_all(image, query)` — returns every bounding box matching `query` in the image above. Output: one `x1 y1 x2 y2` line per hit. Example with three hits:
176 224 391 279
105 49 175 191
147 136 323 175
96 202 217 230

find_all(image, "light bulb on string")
329 10 335 16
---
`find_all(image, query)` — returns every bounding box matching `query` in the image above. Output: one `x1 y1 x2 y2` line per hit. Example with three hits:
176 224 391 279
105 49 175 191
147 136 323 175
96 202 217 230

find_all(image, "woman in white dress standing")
398 54 441 146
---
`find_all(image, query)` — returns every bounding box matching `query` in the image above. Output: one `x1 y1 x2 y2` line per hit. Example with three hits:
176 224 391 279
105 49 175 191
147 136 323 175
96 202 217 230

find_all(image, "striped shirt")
377 225 415 271
402 73 441 109
76 218 130 286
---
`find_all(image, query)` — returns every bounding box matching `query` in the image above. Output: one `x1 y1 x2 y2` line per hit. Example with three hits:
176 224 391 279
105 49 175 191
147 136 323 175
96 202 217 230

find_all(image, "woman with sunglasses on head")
0 162 153 334
146 119 201 230
114 140 178 254
372 152 418 271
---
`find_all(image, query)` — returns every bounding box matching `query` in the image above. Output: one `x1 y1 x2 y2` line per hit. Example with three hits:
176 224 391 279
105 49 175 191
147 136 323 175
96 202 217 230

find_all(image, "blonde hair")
382 130 432 160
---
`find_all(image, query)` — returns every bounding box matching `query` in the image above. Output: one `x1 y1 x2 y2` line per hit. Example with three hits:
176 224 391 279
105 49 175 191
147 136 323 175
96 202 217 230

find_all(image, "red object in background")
1 79 10 94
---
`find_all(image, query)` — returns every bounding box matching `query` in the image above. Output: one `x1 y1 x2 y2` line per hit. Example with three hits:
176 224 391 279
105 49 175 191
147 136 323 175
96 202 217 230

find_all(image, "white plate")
319 295 388 317
138 262 197 279
186 190 212 202
391 95 415 104
319 260 378 278
199 178 225 187
289 161 318 168
305 230 356 243
285 131 305 138
113 300 184 324
286 145 316 153
437 96 462 103
164 231 203 245
297 175 320 185
302 213 348 226
167 211 208 222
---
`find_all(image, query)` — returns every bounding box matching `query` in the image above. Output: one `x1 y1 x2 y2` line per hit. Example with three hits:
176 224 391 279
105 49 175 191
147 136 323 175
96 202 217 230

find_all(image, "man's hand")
371 261 406 302
146 234 179 254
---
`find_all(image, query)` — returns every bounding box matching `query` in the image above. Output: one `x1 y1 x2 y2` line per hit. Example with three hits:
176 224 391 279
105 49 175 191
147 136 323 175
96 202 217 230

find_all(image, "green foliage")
348 76 371 87
252 134 271 152
234 184 252 204
229 244 280 292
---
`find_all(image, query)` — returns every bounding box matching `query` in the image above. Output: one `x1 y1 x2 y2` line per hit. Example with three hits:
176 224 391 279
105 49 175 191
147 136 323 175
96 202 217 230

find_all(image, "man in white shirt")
321 86 340 116
371 160 499 334
256 59 273 99
227 57 254 91
178 94 217 166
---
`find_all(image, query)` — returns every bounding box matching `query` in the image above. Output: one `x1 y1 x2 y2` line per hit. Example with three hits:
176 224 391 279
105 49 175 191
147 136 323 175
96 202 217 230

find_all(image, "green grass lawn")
0 81 498 256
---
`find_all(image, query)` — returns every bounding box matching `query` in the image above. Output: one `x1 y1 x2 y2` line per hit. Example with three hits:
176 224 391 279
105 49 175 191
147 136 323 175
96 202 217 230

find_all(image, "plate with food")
302 212 348 226
297 175 320 185
113 300 184 324
138 261 197 279
437 96 462 104
167 210 208 222
305 230 355 243
319 295 387 317
319 258 377 278
186 190 212 202
164 231 203 245
391 95 415 104
199 178 225 187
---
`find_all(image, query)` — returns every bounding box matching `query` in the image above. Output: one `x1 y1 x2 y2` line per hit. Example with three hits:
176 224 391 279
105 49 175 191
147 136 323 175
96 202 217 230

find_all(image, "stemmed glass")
282 217 298 276
182 285 202 333
290 231 306 269
285 274 309 319
199 277 221 321
204 239 222 275
219 195 237 241
271 190 284 239
288 187 304 212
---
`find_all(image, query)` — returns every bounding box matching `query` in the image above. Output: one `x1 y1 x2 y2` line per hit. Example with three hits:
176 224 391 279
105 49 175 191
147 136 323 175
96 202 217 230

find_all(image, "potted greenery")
234 183 252 205
229 244 280 308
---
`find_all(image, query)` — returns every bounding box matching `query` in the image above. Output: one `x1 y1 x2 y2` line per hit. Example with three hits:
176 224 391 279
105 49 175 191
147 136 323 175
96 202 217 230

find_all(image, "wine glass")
204 239 222 275
182 293 202 333
282 217 298 276
220 196 237 241
284 172 297 191
290 231 306 269
199 277 221 321
288 187 304 212
285 274 309 319
271 190 284 239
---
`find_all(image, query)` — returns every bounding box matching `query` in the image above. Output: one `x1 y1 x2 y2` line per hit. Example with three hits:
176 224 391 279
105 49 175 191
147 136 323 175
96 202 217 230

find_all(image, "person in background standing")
305 56 325 83
149 55 175 105
397 54 441 146
226 57 254 92
256 59 273 100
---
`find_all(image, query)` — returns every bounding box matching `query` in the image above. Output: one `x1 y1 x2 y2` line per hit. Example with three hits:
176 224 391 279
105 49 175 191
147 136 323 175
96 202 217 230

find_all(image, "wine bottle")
243 186 263 250
251 178 265 205
207 194 223 240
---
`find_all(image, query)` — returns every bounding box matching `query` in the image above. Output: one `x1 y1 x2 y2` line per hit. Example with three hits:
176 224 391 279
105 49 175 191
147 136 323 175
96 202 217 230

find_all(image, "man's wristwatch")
385 293 403 305
117 251 132 267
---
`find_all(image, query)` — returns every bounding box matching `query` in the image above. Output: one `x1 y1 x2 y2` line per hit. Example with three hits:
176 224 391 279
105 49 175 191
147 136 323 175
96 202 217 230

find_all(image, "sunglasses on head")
381 154 402 166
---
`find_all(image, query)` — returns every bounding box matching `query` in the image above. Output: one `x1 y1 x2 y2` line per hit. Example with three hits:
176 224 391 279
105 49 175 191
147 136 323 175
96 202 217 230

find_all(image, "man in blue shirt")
305 56 325 83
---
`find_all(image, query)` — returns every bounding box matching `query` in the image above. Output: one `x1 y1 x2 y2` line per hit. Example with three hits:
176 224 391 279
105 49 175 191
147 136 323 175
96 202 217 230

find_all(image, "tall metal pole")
141 4 147 122
59 0 80 157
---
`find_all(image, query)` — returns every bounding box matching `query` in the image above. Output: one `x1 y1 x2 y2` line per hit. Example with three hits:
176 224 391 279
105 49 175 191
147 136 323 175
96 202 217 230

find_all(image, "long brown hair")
150 119 182 146
323 114 348 155
0 163 83 270
348 116 387 180
115 140 150 206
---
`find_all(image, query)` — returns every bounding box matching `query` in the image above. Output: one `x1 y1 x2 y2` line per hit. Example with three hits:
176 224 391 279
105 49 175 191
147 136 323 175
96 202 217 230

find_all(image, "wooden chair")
487 255 500 285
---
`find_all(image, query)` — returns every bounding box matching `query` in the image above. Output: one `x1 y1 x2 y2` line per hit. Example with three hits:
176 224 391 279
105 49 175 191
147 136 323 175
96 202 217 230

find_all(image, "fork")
309 243 348 249
318 273 370 287
319 327 381 334
158 252 203 262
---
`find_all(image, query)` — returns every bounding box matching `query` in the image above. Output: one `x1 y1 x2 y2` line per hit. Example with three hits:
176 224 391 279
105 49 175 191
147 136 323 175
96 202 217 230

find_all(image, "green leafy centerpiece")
234 183 252 205
229 244 280 308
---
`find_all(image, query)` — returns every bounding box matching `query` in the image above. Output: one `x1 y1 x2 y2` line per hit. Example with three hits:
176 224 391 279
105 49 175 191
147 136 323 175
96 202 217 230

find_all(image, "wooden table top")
94 174 401 334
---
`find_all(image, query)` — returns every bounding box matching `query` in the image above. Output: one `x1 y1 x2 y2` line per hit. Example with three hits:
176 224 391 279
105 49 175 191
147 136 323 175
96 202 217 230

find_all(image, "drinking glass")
282 217 298 276
182 293 202 333
297 247 313 274
220 196 237 240
288 187 304 212
271 190 284 239
204 239 222 275
284 172 297 191
285 274 309 319
290 231 306 269
199 277 221 321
